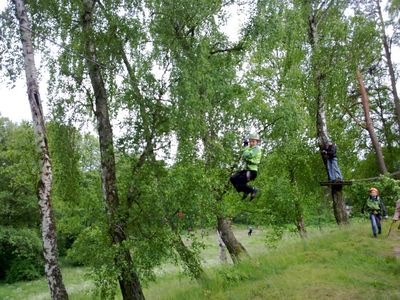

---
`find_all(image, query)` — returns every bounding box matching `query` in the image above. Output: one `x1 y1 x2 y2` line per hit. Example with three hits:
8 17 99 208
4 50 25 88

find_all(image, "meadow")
1 220 399 300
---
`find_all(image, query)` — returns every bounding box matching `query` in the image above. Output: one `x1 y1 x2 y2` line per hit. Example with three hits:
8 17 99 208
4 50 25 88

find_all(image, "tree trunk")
216 216 249 263
216 230 228 264
376 0 400 131
308 9 348 225
356 69 388 174
81 2 144 299
13 1 69 299
331 186 348 225
201 129 249 263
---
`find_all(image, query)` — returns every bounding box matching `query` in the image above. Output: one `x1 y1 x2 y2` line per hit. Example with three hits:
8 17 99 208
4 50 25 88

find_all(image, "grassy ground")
145 221 400 300
1 221 399 299
0 267 94 300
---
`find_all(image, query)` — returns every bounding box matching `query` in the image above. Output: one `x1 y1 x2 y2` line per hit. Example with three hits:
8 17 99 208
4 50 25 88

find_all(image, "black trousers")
230 170 257 194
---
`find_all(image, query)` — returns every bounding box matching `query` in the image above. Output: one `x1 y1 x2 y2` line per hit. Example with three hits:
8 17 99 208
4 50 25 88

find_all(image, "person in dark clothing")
230 133 262 201
248 226 253 236
321 141 343 182
362 187 388 237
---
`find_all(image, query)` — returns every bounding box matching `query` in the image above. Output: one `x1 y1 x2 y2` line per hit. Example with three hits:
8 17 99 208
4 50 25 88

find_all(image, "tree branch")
209 43 244 55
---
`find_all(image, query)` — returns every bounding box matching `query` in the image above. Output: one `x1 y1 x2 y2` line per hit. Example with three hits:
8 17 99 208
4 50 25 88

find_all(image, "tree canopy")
1 0 400 299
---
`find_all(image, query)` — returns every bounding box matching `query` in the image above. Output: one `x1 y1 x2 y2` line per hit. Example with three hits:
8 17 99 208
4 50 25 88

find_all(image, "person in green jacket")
230 133 262 201
361 187 388 237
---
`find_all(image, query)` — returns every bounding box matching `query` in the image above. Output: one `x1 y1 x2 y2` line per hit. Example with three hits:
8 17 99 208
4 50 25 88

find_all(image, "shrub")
348 176 400 217
0 226 44 283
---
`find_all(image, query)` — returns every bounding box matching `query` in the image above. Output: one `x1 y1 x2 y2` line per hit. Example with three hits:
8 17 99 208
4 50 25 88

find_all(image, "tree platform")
319 181 353 186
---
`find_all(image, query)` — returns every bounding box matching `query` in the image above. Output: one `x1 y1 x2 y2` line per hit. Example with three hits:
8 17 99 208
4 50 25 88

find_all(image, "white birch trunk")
216 230 228 264
308 7 348 225
12 0 69 299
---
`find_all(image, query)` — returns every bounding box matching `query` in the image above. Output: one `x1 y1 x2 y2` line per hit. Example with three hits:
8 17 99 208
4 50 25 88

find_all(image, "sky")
0 0 249 124
0 0 37 123
0 0 398 125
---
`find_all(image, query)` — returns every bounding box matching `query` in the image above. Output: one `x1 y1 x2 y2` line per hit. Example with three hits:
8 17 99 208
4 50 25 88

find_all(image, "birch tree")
146 0 251 262
12 0 68 298
303 0 349 224
81 1 144 298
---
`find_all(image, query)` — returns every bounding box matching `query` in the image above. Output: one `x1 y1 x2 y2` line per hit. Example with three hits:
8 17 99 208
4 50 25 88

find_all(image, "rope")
350 171 400 183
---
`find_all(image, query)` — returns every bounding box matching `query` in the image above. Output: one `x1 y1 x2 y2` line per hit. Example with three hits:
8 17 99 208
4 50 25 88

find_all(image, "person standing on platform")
321 141 343 182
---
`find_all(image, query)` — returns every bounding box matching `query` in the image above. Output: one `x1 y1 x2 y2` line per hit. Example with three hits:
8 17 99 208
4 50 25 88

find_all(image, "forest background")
1 0 400 299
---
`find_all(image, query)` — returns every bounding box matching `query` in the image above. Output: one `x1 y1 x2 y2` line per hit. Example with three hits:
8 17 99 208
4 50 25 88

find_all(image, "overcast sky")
0 0 250 124
0 0 398 125
0 0 33 123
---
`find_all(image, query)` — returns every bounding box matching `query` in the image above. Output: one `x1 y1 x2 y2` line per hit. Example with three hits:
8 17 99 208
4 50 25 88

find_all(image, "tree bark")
81 1 144 299
200 127 249 262
13 0 69 299
331 186 348 224
376 0 400 131
356 69 388 174
216 230 228 264
308 8 348 225
216 216 249 263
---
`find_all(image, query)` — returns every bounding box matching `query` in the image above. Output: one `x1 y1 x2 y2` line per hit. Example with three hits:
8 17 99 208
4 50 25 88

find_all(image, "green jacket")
242 145 262 171
363 196 387 215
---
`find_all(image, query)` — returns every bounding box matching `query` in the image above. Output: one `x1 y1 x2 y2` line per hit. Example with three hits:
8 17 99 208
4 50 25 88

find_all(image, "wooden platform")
319 181 353 186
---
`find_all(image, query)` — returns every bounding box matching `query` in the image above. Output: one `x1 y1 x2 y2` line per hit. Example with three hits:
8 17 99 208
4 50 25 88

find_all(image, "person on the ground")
362 187 388 237
321 140 343 182
248 226 253 236
391 200 400 230
230 133 262 201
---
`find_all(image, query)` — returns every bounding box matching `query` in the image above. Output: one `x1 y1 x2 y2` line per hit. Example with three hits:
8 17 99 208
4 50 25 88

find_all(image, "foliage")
66 225 120 298
47 122 104 257
348 175 400 217
1 0 400 294
0 226 44 283
0 117 39 228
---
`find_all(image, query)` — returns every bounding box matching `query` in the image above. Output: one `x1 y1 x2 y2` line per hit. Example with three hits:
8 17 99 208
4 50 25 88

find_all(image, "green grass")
1 221 400 299
0 267 94 300
144 222 400 300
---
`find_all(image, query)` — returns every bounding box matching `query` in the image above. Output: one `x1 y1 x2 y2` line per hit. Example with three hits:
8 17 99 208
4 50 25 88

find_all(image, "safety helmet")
248 133 260 141
369 187 378 193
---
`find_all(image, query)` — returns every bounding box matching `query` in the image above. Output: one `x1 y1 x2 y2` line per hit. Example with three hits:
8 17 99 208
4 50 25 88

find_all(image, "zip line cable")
0 13 106 69
350 171 400 183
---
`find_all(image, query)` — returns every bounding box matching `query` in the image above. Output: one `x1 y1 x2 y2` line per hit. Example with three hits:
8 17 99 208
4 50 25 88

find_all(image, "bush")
0 227 44 283
348 176 400 217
